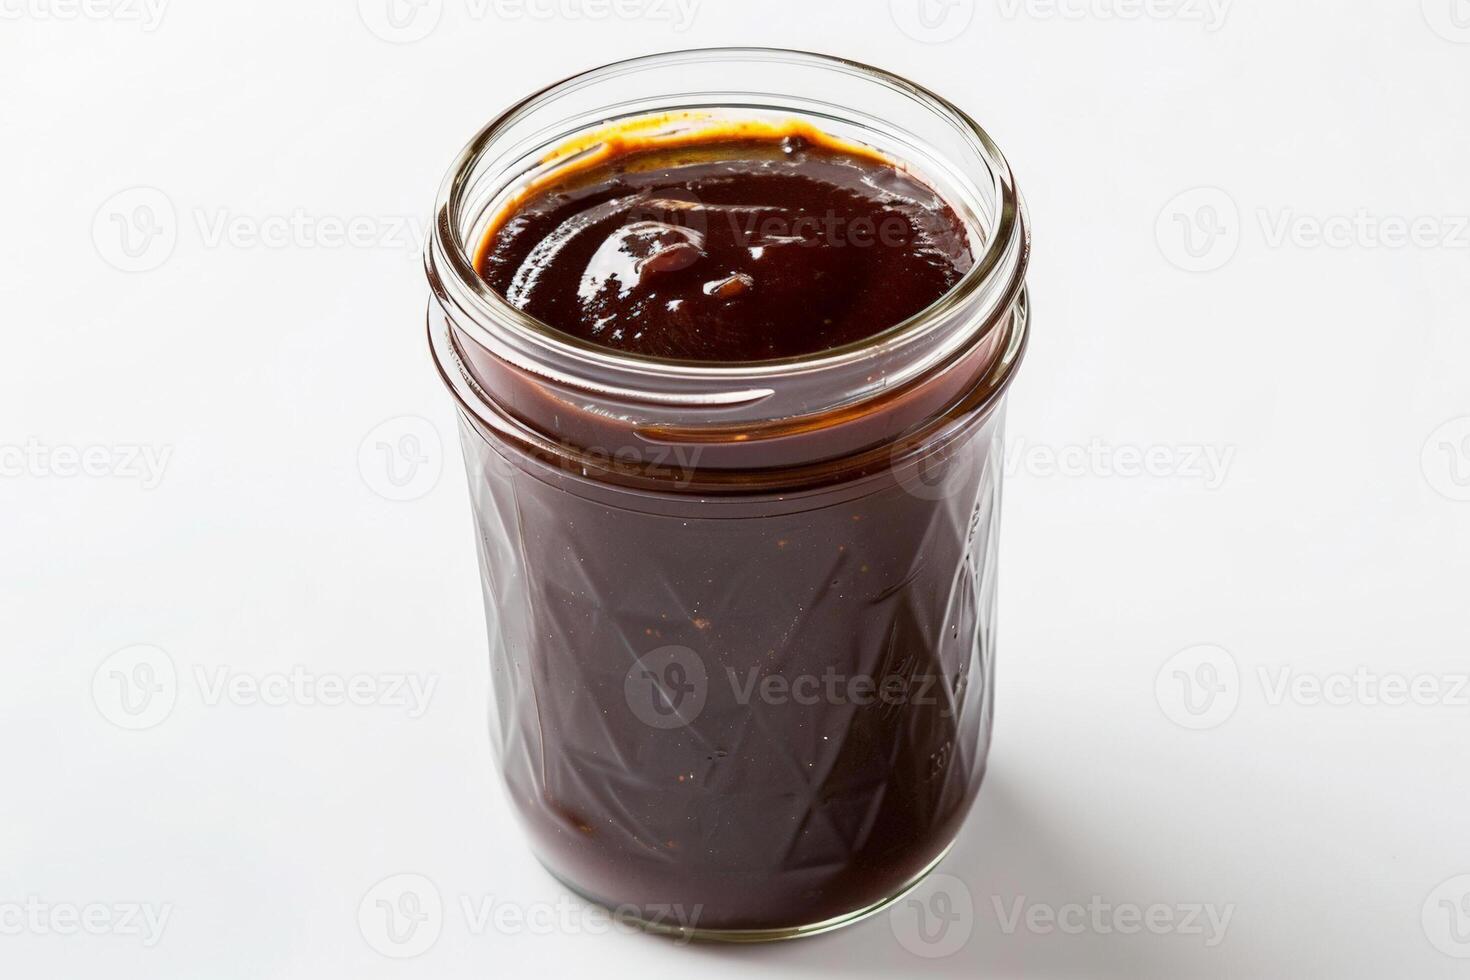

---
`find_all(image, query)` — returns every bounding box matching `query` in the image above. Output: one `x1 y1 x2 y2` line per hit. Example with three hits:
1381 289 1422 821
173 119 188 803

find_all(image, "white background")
4 0 1470 976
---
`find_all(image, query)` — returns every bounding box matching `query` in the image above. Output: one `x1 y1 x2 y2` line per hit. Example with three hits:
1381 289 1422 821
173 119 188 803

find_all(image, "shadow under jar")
425 48 1030 942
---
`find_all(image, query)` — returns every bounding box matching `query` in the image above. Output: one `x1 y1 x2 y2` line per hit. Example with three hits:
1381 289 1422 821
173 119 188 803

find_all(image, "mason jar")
424 47 1030 942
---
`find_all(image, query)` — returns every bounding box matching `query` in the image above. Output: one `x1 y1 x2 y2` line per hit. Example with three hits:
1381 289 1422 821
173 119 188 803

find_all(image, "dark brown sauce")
475 135 973 361
458 130 998 934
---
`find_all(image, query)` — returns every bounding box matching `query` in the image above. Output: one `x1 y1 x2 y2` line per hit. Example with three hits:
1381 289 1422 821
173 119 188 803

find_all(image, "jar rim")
426 46 1029 387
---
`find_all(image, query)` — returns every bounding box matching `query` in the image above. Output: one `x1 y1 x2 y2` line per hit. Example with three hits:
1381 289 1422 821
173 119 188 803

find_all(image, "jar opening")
429 48 1027 375
424 47 1030 486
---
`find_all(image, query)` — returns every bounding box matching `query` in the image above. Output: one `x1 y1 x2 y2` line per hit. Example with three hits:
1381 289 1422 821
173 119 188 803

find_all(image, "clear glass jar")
425 48 1029 941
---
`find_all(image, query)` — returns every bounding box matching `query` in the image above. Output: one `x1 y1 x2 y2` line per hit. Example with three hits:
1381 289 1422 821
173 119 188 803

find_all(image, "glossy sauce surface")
476 135 973 361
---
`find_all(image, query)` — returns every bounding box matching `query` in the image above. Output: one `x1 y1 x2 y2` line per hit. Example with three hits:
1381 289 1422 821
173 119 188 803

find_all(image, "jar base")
538 838 957 944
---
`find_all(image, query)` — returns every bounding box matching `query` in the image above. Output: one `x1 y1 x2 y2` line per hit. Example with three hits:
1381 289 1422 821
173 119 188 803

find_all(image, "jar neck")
425 48 1030 489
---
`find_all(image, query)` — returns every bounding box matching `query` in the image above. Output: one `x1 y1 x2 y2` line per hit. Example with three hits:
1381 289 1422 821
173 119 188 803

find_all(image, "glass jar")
424 48 1029 942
